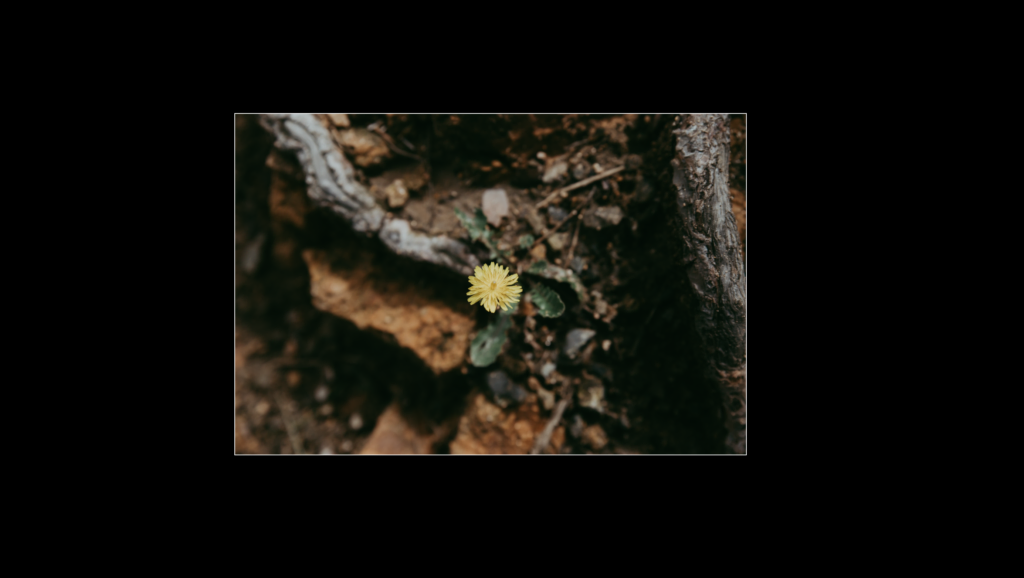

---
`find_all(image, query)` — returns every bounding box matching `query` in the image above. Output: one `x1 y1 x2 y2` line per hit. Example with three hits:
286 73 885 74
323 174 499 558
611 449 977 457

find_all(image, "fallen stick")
535 166 623 210
530 397 569 454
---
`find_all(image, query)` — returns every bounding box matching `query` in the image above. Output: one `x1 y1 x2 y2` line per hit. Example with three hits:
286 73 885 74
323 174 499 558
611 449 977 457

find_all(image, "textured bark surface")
669 114 747 453
259 114 479 275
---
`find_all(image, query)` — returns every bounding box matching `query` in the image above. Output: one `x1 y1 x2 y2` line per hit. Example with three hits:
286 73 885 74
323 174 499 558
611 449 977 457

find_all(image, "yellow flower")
467 262 522 313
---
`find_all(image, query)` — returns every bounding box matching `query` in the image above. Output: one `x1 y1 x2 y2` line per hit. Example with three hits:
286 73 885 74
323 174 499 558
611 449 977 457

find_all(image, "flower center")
490 282 497 290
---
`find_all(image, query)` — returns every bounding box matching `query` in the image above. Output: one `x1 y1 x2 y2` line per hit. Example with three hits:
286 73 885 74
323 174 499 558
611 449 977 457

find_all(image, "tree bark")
669 114 747 453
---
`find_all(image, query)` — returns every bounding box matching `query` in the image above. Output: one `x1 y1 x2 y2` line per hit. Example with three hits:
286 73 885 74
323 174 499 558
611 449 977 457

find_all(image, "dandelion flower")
467 262 522 313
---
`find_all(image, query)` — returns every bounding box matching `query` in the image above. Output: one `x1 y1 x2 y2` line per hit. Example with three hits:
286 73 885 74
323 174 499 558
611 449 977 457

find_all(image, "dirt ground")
235 113 745 454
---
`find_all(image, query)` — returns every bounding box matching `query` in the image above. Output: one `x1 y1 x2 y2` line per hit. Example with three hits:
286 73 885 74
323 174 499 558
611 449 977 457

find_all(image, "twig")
530 189 596 249
535 166 623 210
530 397 569 454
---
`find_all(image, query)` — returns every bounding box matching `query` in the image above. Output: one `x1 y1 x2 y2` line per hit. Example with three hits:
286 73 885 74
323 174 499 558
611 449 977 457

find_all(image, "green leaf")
470 314 511 367
525 261 588 304
530 284 565 318
454 207 490 242
518 234 535 249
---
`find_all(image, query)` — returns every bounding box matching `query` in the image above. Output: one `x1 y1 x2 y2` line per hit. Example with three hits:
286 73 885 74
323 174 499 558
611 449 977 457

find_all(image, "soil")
235 113 746 454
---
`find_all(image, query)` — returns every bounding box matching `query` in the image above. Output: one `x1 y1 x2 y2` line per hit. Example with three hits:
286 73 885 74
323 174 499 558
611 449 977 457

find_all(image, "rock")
335 128 391 168
314 384 330 402
546 232 570 252
242 233 265 274
540 362 557 379
319 446 334 454
542 157 568 183
303 248 475 374
359 402 449 454
577 377 605 412
602 339 612 352
487 370 528 408
582 205 624 229
482 188 509 227
582 424 608 450
384 179 409 208
349 413 364 430
572 162 591 180
449 393 564 454
564 328 597 359
547 206 568 226
327 113 350 127
530 243 547 261
569 256 584 274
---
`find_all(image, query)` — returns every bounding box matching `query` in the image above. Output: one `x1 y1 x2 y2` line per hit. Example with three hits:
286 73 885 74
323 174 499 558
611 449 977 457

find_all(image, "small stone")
569 256 584 274
540 362 557 379
582 205 625 229
547 206 568 226
602 339 612 352
542 158 568 183
577 379 605 412
340 439 354 452
536 151 547 160
564 329 597 359
319 446 335 455
582 424 608 450
242 233 265 274
536 387 555 411
327 113 350 127
530 243 547 260
255 400 270 416
487 370 528 407
572 162 590 180
314 384 330 402
482 188 510 227
349 413 364 431
592 163 603 173
384 179 409 208
547 232 570 252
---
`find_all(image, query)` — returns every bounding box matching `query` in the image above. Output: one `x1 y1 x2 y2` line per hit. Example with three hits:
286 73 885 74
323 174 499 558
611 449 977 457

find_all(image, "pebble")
569 256 584 274
255 400 270 416
564 329 597 359
319 446 334 455
547 205 568 227
536 151 547 160
602 340 612 351
340 439 354 452
540 362 557 379
546 232 570 251
482 188 509 227
384 179 409 208
582 205 625 229
242 233 265 274
572 162 590 180
542 158 568 183
487 370 528 407
530 243 547 260
314 384 330 402
349 413 364 431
